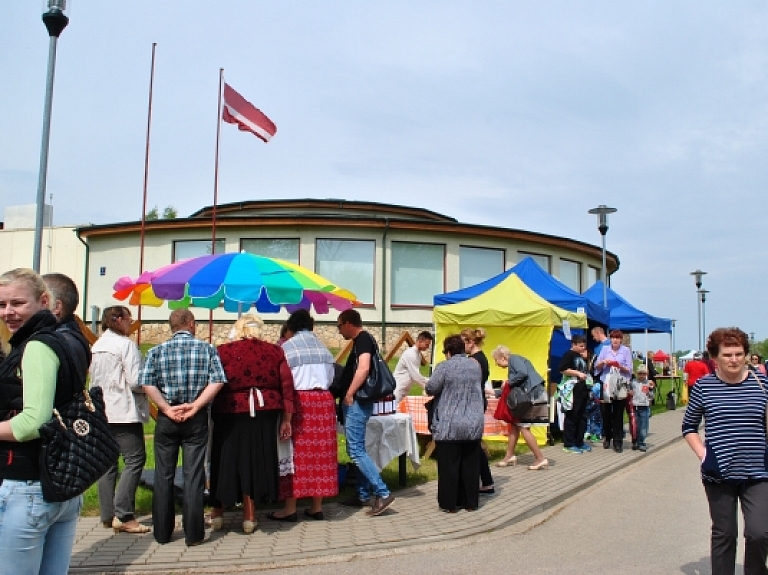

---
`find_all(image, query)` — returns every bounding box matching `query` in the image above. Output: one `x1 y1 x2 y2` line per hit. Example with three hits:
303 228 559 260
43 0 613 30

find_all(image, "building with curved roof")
72 198 618 346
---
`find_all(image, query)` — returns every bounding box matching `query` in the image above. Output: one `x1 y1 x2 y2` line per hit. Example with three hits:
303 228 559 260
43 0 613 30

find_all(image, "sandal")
112 518 151 534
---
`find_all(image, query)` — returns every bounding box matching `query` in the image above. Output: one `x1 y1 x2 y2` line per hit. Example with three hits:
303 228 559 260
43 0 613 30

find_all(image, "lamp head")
588 205 617 236
42 0 69 37
690 269 707 289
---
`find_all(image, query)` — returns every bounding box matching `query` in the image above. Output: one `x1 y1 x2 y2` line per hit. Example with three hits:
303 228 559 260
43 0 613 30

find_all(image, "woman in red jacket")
208 314 296 534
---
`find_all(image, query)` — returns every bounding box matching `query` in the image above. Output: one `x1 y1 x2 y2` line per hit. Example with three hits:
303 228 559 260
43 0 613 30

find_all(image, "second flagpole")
208 67 224 342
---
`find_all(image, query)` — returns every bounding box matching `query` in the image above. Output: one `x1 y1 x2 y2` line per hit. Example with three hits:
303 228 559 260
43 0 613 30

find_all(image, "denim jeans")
343 401 390 501
635 406 650 448
0 480 82 575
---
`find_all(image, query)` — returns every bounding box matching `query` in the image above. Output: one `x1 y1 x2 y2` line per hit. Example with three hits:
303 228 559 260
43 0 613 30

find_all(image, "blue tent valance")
583 281 671 334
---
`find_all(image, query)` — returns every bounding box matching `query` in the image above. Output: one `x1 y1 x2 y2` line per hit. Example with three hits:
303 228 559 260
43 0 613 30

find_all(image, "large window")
587 266 600 288
241 238 299 264
559 259 582 293
173 239 225 262
316 239 375 304
459 246 504 288
519 251 550 273
391 242 444 306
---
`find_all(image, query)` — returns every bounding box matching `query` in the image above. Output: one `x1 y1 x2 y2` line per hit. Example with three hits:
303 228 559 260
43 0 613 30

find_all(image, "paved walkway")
69 409 686 574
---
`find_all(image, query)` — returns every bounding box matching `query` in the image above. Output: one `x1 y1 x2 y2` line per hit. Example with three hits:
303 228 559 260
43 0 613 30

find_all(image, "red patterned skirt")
278 390 339 500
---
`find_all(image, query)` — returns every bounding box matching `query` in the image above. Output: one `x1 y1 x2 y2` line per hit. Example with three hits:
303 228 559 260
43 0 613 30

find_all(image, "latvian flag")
222 83 277 143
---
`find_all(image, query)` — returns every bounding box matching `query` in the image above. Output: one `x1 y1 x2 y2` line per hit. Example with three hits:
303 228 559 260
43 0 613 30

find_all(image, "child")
584 379 603 442
631 365 654 452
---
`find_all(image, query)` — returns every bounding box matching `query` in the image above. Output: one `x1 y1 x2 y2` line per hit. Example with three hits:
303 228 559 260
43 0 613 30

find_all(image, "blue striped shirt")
139 331 227 405
682 372 768 483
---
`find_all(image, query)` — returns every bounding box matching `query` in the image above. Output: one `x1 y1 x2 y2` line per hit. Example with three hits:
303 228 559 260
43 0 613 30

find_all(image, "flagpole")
137 42 157 346
209 67 224 342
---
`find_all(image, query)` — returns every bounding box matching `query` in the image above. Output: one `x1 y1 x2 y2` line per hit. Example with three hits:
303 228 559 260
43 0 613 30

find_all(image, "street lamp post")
33 0 70 273
588 204 617 307
690 269 707 351
699 289 710 346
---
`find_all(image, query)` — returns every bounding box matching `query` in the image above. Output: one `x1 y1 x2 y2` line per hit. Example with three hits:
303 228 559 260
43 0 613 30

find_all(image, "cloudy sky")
2 2 767 352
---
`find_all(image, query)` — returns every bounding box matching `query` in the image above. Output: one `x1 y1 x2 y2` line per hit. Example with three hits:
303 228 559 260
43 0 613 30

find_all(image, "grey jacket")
425 354 485 442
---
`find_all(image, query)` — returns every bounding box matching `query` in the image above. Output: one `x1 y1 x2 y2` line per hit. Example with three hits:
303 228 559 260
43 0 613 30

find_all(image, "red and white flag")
222 83 277 143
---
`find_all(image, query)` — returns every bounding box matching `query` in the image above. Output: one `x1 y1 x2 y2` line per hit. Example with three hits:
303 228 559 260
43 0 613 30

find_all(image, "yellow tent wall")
433 274 587 447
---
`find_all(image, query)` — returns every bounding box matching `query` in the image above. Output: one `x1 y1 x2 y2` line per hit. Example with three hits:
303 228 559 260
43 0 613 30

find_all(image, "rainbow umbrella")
112 252 358 315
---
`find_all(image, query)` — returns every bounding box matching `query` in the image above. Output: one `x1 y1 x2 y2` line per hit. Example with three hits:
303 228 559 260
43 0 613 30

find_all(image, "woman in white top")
269 309 337 522
90 306 150 534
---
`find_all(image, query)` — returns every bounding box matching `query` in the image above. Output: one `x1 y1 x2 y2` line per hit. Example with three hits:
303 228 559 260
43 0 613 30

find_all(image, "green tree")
145 206 159 220
162 206 178 219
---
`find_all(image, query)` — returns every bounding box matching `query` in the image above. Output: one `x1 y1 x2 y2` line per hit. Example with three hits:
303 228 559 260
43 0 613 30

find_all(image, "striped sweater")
682 372 768 483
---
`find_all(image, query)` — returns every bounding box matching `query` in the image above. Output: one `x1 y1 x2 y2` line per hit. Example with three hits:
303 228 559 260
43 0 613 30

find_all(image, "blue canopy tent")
510 257 610 326
582 281 672 334
510 257 611 381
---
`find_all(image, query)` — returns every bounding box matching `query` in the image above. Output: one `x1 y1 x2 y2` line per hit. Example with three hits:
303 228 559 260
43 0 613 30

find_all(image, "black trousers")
704 480 768 575
479 448 493 488
153 410 208 545
563 381 589 448
436 440 480 512
600 398 627 444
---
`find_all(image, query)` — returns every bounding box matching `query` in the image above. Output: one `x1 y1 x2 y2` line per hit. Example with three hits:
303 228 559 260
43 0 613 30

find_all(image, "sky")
2 2 767 353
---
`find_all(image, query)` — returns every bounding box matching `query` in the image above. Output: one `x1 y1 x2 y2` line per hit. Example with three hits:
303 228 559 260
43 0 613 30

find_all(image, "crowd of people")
3 266 768 575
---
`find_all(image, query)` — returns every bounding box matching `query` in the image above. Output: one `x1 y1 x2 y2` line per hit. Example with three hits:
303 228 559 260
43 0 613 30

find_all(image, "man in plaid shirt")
141 309 226 546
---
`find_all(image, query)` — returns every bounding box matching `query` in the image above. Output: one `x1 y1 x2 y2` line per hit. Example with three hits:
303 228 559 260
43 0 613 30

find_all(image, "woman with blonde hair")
0 268 91 574
491 345 549 470
461 328 494 494
208 314 296 533
91 305 150 534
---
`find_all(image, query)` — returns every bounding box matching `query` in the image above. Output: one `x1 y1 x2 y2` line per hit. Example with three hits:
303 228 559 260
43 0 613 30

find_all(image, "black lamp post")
690 270 707 351
699 289 709 346
588 204 617 307
33 0 69 273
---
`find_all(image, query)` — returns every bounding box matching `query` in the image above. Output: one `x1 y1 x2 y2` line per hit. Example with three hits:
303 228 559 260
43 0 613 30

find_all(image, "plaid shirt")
281 330 334 369
139 331 226 404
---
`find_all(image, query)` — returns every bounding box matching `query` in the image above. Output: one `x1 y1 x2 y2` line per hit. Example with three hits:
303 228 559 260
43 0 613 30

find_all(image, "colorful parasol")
112 252 358 315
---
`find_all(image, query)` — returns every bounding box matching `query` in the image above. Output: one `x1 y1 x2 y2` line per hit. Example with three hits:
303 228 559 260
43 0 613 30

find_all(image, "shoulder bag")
36 331 119 503
38 386 119 502
354 338 397 402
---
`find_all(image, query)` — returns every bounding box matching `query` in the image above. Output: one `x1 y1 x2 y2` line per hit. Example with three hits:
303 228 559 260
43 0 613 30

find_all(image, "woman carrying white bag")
594 330 633 453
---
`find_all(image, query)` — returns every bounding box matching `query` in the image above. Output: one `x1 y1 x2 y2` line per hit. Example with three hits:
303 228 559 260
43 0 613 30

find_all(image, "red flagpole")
137 42 157 346
208 68 224 342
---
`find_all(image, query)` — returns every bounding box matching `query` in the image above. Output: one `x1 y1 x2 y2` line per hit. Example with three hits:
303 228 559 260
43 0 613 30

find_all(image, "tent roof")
510 257 610 325
583 281 672 334
433 273 587 328
653 350 670 361
432 257 609 325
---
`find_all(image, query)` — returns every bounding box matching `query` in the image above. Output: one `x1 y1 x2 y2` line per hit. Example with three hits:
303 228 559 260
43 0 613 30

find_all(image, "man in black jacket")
43 273 91 382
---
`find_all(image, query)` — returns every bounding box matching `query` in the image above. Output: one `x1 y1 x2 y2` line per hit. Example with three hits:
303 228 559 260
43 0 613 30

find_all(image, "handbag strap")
750 371 768 441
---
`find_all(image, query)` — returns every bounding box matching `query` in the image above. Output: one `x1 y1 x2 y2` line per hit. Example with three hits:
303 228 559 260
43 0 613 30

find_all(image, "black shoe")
603 438 611 449
266 511 298 522
338 494 371 507
479 487 495 495
614 442 623 453
304 509 324 520
366 494 395 516
631 443 639 451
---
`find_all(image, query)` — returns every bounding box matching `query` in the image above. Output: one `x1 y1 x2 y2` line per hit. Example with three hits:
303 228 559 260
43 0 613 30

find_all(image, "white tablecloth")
365 413 420 472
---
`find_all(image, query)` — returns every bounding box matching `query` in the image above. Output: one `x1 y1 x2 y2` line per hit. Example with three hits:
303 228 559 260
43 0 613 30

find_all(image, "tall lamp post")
699 289 710 346
588 204 617 307
690 269 707 351
33 0 70 273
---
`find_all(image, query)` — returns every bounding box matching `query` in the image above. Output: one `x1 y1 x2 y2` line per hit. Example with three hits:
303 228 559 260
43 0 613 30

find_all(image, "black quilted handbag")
38 386 119 503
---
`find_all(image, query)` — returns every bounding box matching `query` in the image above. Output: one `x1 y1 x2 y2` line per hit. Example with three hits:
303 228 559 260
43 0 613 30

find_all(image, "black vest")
0 311 91 481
